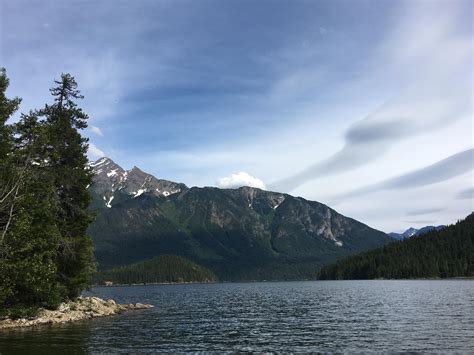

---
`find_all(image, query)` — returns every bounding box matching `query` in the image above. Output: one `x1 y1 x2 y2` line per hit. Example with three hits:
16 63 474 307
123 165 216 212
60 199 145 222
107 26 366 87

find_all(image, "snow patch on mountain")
107 169 118 177
388 225 445 240
105 196 114 208
133 189 146 198
272 196 285 209
89 157 188 208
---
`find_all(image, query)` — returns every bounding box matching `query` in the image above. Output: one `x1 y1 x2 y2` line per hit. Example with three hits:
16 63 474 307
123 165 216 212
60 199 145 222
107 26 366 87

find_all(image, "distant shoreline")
92 280 218 287
92 277 474 287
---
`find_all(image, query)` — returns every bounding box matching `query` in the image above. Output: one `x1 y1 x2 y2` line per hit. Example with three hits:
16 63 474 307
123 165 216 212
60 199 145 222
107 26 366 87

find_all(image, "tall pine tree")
39 74 94 298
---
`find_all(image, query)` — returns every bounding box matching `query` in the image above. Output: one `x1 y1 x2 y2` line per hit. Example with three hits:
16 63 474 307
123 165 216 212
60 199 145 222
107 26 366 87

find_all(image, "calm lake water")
1 280 473 353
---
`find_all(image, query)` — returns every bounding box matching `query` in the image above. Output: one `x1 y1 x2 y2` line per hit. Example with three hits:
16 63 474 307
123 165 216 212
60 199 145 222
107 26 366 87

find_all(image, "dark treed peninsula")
94 255 217 285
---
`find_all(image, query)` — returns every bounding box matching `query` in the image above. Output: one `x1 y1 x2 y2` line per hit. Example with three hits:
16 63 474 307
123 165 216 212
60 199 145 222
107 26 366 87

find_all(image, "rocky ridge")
90 157 186 208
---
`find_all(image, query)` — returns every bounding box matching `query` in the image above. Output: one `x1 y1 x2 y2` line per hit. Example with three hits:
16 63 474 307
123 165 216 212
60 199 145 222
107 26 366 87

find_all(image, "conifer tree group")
0 68 94 316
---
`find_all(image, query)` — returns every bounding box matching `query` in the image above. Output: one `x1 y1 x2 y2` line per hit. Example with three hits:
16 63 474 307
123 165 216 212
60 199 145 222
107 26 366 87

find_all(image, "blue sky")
1 0 472 231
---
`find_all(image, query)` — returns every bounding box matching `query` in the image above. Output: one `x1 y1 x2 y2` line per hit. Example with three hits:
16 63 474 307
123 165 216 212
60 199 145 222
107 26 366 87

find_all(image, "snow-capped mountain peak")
388 225 445 240
404 227 418 238
89 157 187 208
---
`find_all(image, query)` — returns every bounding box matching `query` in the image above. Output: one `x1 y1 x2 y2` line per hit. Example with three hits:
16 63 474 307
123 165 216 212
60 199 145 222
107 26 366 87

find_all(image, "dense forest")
0 69 93 317
319 213 474 280
94 255 217 285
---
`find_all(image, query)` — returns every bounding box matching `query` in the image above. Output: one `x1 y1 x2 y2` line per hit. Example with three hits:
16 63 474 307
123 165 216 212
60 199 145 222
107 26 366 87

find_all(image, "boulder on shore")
0 297 153 330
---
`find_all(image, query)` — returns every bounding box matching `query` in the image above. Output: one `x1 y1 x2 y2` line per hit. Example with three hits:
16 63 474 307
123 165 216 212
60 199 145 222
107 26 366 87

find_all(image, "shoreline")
0 296 153 330
93 280 219 287
92 276 474 288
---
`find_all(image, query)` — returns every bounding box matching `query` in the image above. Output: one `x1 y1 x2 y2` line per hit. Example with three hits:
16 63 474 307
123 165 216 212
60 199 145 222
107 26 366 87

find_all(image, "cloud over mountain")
217 172 266 189
88 143 105 159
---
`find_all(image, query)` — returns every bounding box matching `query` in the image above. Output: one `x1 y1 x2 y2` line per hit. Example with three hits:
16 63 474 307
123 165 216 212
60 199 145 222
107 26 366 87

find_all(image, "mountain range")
87 157 393 281
388 226 445 240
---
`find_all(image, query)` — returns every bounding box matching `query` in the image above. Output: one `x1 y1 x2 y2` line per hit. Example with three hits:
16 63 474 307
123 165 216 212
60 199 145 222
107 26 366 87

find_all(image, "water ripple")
0 280 473 353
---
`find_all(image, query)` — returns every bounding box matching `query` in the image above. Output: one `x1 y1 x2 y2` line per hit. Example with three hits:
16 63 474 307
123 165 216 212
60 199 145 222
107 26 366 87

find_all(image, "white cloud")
90 125 104 136
217 172 266 190
88 143 105 159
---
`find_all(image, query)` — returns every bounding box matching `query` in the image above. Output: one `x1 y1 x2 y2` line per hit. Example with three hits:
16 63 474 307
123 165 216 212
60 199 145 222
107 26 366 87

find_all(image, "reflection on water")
1 280 473 353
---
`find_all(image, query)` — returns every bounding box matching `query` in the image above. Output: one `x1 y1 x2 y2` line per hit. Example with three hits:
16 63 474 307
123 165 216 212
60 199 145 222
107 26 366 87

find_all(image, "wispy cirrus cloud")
406 208 446 216
404 220 437 225
270 1 472 192
336 148 473 200
456 187 474 200
90 125 104 137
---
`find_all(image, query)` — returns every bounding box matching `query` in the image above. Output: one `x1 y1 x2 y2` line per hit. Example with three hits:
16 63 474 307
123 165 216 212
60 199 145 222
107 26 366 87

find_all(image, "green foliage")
0 305 40 320
94 255 217 284
318 214 474 280
0 69 95 315
0 188 62 309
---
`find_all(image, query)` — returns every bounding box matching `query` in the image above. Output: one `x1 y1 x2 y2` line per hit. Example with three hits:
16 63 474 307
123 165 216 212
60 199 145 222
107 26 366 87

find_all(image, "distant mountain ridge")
389 225 445 240
87 157 393 281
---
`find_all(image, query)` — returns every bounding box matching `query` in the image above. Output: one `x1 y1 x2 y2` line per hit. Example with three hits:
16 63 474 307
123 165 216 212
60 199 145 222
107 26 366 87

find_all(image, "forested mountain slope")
87 158 393 281
319 213 474 280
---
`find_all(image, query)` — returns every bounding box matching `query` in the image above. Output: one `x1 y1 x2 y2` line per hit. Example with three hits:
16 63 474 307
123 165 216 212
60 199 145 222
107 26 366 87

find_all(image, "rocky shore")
0 297 153 330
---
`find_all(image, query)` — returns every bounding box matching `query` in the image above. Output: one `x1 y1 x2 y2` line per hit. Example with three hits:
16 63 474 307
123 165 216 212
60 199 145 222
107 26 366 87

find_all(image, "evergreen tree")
0 70 62 313
38 74 94 298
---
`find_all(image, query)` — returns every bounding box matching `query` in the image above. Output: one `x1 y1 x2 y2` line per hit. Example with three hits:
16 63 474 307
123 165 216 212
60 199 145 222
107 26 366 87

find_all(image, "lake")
1 280 473 353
